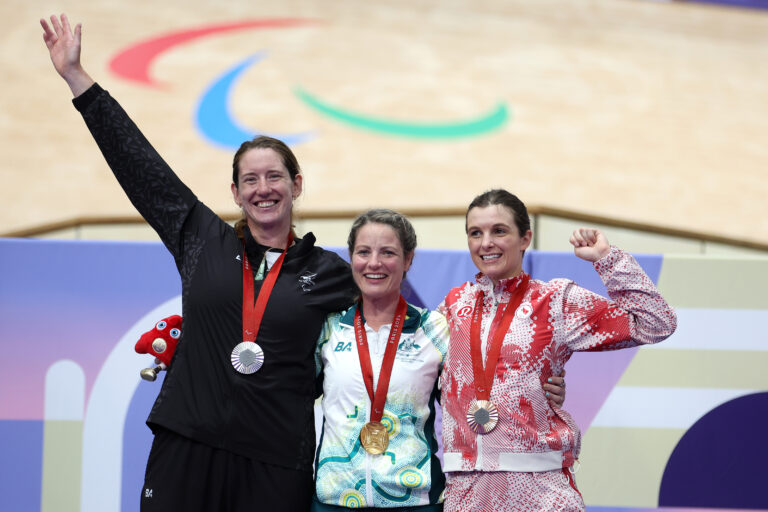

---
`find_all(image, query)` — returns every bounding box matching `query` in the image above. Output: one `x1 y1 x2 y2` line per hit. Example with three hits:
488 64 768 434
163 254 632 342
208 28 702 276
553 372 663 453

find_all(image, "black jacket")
74 84 356 471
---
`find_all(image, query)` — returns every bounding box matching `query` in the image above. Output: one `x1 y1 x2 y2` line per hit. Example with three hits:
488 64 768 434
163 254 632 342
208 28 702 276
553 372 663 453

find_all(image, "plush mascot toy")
135 315 182 381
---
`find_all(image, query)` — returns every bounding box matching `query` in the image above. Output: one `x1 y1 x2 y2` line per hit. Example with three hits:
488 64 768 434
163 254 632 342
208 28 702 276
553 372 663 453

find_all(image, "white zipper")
365 324 385 506
365 452 373 504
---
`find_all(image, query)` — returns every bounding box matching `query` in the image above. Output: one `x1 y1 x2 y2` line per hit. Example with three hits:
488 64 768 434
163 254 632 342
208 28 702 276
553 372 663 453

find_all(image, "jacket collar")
242 228 316 266
340 302 421 334
475 271 529 296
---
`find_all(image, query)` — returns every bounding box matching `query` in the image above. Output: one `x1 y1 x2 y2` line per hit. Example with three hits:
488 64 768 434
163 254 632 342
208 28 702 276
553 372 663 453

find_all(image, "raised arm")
39 13 199 261
41 14 94 97
563 227 677 351
569 227 610 263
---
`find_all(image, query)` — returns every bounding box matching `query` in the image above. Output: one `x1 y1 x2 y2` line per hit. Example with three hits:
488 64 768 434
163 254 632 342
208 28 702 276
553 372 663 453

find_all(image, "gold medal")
466 399 499 434
360 421 389 455
354 298 407 456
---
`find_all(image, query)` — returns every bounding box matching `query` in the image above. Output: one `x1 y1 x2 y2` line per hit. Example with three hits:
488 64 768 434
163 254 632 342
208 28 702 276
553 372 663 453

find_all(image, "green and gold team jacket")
314 303 449 508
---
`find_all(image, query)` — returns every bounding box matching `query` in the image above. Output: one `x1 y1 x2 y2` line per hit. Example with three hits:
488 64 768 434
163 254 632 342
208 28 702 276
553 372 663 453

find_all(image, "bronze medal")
360 421 389 455
466 399 499 434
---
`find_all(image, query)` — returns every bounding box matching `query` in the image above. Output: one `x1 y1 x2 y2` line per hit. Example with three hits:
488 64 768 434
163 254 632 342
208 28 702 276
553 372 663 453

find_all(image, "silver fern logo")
298 271 317 291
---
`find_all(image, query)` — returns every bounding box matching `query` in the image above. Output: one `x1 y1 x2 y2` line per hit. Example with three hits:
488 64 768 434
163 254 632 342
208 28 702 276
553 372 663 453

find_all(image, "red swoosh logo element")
109 19 318 88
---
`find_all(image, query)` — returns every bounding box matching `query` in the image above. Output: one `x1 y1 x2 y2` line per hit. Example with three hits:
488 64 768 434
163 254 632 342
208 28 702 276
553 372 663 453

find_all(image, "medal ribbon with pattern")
230 234 293 375
354 295 407 454
467 274 530 434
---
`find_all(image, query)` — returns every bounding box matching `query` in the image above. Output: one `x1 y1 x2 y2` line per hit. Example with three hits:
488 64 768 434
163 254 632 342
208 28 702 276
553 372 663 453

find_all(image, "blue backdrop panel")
1 237 731 512
0 420 43 511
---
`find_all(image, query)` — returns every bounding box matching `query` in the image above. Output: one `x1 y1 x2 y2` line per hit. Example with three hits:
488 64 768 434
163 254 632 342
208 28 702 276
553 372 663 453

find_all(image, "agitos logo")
109 19 509 148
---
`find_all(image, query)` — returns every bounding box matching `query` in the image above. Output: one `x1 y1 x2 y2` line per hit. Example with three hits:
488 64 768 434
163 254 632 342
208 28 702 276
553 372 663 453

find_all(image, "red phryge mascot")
135 315 182 381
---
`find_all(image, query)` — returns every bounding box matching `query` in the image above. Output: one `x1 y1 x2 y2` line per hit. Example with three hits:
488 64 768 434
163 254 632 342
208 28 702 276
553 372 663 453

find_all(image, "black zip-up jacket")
74 84 356 471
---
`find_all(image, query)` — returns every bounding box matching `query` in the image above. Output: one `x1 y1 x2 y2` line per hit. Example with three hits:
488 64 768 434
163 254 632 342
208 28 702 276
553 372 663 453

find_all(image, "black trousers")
141 428 313 511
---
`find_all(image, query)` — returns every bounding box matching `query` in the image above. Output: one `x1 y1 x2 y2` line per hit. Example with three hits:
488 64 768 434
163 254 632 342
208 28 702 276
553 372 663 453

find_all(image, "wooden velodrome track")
2 0 767 244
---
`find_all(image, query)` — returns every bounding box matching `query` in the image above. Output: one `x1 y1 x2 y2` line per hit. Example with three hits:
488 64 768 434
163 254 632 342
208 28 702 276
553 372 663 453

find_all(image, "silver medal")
230 341 264 374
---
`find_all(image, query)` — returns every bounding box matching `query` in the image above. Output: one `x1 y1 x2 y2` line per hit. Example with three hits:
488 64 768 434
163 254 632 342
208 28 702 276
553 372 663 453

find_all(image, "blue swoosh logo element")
195 53 313 149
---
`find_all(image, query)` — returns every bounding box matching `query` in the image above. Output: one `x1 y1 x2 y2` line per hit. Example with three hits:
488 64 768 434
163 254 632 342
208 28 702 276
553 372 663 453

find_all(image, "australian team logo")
396 335 424 363
397 336 420 353
333 336 423 361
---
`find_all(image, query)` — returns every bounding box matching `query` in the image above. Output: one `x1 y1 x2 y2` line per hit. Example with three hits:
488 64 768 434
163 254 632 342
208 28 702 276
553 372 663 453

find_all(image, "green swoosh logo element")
317 439 364 470
294 87 509 139
355 478 413 502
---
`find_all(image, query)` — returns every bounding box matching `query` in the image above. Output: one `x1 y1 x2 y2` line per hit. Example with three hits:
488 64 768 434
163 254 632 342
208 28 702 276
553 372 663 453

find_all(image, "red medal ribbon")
242 234 293 343
354 296 408 422
470 275 530 401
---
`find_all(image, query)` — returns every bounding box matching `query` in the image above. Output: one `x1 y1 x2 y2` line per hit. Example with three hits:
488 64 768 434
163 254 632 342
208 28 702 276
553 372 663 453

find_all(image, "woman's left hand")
544 370 566 409
570 228 610 262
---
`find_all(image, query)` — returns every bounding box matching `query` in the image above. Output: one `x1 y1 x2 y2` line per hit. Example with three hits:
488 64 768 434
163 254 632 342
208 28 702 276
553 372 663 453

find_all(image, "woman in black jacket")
41 14 357 511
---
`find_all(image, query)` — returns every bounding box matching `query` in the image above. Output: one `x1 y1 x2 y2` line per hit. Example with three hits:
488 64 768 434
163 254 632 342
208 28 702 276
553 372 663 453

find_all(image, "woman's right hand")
543 369 566 409
40 14 94 97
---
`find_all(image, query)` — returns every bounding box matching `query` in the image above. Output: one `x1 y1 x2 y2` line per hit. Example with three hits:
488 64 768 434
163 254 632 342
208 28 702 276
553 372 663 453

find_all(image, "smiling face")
466 204 532 285
231 147 302 237
351 223 413 306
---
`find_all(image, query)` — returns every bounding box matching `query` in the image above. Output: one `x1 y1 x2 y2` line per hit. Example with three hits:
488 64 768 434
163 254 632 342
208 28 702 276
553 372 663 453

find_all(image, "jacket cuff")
593 245 622 274
72 82 104 112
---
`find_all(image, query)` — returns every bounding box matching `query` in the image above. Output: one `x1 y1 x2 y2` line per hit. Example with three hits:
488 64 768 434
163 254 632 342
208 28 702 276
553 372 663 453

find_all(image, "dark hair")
232 135 301 186
232 136 301 238
347 209 417 277
465 189 530 237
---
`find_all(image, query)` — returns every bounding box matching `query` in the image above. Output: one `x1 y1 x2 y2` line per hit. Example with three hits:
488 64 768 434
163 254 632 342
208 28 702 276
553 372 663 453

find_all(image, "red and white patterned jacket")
438 246 677 473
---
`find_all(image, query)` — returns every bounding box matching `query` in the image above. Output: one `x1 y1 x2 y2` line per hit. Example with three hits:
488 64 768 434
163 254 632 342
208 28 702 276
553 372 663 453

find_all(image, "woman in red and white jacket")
438 189 677 511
